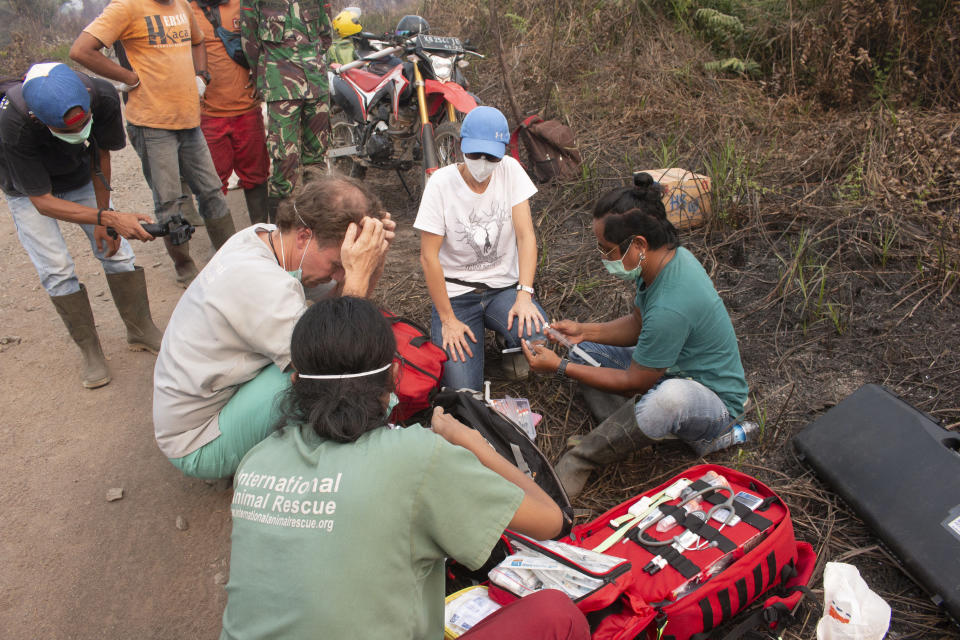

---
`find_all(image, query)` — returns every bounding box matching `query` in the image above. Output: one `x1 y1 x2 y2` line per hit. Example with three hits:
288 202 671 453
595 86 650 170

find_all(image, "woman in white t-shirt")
414 106 547 391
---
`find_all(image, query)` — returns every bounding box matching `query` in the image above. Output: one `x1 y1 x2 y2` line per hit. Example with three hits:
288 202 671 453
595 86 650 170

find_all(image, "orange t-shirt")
190 0 259 117
84 0 204 129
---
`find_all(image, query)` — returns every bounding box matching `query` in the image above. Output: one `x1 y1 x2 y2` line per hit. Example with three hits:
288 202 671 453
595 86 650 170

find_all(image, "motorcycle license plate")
417 35 463 53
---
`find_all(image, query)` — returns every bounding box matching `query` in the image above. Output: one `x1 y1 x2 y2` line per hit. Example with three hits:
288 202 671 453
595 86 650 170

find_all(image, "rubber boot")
50 284 111 389
495 334 529 381
163 236 199 287
556 395 664 499
204 212 237 250
243 183 269 225
580 383 631 423
266 196 282 225
105 266 164 354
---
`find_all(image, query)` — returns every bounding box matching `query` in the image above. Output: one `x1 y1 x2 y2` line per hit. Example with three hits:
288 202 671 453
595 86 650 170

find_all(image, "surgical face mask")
463 155 496 183
386 392 399 418
50 116 93 145
601 247 644 282
279 225 312 281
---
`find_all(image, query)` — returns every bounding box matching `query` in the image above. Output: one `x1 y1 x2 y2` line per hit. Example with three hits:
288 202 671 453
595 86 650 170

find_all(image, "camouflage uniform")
240 0 332 199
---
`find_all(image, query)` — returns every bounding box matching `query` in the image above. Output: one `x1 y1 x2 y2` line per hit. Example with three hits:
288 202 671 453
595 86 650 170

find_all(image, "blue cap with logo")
21 63 91 128
460 106 510 159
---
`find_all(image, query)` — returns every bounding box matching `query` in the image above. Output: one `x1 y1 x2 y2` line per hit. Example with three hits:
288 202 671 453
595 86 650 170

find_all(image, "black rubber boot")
106 266 164 354
163 237 199 287
204 212 237 250
50 284 111 389
557 395 665 499
266 196 282 225
243 183 269 225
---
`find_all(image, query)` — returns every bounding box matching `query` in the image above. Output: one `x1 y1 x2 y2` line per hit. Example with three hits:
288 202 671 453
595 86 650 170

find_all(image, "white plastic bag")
816 562 891 640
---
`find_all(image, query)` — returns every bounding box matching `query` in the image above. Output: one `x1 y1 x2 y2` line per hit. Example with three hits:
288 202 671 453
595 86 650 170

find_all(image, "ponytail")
593 172 679 250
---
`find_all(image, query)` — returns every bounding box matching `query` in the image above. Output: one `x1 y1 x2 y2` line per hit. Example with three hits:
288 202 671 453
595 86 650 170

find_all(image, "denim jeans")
126 124 231 225
5 182 135 297
572 342 731 443
431 287 547 391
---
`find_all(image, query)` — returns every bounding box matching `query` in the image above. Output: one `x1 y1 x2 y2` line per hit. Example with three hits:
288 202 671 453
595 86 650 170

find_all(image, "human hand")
196 75 207 99
545 319 584 345
94 225 121 257
341 217 387 282
507 296 545 338
107 211 155 242
430 407 478 448
381 212 396 246
117 73 140 93
441 316 477 362
521 339 562 374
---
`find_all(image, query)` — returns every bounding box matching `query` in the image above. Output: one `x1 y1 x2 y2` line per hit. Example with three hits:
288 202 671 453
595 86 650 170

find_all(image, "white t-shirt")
153 224 311 459
413 156 537 297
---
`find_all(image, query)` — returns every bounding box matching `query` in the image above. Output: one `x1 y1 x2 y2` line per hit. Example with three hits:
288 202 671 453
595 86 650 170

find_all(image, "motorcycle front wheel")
419 120 463 195
329 111 367 179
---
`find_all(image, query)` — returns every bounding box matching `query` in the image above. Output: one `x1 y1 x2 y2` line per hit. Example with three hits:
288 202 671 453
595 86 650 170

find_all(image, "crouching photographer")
0 63 164 389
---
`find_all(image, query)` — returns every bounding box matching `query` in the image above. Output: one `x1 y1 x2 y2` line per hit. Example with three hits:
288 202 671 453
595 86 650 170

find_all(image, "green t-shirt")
220 424 524 640
632 246 748 416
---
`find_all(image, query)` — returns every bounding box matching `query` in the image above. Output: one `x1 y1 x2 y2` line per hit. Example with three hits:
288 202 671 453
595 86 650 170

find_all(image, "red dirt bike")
326 32 482 196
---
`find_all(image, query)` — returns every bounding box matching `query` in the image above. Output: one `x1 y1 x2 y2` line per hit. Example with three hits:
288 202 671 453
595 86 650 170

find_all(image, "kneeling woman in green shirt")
522 172 751 499
220 296 588 640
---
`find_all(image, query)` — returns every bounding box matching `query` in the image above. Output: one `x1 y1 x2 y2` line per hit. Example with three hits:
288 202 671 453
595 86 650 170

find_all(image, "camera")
107 214 196 246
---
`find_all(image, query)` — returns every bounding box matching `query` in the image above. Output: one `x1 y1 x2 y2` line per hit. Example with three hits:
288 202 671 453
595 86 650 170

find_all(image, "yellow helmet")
333 9 362 38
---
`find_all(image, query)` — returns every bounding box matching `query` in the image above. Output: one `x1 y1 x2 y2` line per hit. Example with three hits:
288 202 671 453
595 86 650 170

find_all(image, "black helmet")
396 15 429 36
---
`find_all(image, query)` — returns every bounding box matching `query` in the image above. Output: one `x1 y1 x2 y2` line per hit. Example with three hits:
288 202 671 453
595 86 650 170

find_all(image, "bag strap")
507 114 544 165
384 313 431 339
200 3 223 30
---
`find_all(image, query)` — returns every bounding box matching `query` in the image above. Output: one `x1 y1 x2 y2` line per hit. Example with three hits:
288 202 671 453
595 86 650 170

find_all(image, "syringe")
542 323 602 367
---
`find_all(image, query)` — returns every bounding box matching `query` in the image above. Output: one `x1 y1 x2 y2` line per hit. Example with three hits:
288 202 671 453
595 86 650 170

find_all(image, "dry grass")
366 1 960 636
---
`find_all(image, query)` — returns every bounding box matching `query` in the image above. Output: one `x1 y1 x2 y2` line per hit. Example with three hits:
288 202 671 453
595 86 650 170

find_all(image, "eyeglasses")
597 236 635 259
464 152 502 163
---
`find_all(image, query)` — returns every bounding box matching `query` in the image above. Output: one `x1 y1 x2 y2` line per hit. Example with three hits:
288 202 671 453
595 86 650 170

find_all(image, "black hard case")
793 384 960 625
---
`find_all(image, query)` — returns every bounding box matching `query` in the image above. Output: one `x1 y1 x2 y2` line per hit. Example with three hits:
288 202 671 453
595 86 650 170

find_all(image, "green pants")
266 98 330 199
170 364 290 479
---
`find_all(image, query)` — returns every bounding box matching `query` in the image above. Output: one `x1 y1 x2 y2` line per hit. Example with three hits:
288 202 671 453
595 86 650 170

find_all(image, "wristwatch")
516 284 535 295
556 358 569 378
196 69 211 84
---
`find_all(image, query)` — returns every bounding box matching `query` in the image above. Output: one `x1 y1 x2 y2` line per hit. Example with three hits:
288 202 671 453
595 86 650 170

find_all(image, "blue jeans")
572 342 731 444
431 288 547 391
126 124 231 225
5 182 135 296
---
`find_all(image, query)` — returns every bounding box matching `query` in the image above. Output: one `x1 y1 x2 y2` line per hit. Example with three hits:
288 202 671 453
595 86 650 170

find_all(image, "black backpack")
432 389 573 533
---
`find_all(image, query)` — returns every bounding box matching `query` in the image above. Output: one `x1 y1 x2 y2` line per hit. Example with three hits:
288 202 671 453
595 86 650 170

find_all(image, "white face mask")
50 116 93 145
463 156 496 183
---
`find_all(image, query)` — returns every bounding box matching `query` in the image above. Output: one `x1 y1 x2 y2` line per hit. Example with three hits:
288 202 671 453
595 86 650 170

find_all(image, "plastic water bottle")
691 421 759 456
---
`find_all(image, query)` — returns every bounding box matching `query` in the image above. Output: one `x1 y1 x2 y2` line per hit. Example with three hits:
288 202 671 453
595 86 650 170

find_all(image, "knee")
648 379 688 419
527 590 590 638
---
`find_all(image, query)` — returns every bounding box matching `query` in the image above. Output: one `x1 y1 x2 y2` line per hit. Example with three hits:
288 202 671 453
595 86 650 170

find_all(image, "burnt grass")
370 164 960 639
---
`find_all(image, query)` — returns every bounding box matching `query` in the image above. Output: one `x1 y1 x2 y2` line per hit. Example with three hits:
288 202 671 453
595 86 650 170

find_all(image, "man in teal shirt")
523 173 752 499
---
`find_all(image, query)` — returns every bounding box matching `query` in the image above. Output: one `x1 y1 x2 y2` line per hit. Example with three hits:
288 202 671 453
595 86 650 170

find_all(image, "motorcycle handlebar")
334 43 406 74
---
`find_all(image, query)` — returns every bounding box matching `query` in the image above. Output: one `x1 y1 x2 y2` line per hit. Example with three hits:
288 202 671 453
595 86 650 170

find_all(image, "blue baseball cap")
21 63 90 128
460 106 510 158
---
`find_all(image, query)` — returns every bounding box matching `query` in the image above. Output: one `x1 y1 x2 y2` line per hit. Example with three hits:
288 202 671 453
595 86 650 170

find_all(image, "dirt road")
1 144 244 640
0 138 427 639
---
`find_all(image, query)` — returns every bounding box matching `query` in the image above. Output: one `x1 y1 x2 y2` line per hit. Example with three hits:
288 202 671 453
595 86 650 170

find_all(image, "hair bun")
633 171 654 188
